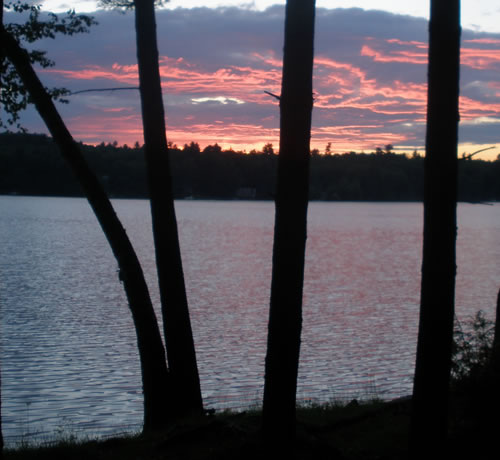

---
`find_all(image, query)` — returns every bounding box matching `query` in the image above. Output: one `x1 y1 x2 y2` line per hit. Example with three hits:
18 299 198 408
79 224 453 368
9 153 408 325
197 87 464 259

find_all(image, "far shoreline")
2 193 499 206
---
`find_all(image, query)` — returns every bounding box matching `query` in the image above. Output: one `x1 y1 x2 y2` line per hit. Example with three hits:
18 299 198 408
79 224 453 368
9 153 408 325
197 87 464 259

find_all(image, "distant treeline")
1 132 499 202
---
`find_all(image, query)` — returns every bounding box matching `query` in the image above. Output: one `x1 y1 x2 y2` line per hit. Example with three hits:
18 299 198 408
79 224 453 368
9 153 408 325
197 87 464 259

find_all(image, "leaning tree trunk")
1 26 171 432
262 0 316 444
133 0 203 416
410 0 461 456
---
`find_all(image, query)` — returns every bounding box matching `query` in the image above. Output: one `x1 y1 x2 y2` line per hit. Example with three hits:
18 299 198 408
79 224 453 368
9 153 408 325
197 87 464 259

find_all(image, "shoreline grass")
3 399 410 460
4 389 499 460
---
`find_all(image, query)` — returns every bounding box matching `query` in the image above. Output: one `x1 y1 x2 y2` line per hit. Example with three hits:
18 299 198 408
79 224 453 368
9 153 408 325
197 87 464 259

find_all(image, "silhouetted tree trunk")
263 0 316 443
133 0 203 416
1 26 171 431
493 288 500 360
1 0 4 454
0 367 3 458
410 0 461 456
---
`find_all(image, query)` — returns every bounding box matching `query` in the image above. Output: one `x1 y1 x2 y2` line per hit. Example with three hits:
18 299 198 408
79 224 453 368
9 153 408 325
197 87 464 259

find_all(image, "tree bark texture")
1 27 171 431
133 0 203 416
263 0 316 443
410 0 460 455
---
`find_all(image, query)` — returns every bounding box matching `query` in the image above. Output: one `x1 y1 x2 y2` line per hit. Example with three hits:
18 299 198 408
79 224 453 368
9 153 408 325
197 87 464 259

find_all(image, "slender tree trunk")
410 0 461 455
262 0 316 443
0 366 3 458
1 27 171 431
133 0 203 416
1 0 4 453
492 288 500 361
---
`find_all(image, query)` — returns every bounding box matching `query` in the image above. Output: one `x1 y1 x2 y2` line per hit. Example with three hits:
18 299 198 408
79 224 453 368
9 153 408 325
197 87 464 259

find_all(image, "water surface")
1 197 499 443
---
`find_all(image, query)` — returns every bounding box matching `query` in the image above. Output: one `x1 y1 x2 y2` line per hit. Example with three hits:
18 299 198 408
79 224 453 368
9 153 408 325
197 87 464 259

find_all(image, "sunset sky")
4 1 500 159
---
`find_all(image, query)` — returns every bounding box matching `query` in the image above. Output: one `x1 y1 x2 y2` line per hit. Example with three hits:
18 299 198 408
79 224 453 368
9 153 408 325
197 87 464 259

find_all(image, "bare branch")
460 146 496 160
69 86 140 95
264 90 281 101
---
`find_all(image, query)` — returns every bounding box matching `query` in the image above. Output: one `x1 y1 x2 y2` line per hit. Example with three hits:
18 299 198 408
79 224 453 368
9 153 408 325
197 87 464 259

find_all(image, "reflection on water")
1 197 499 443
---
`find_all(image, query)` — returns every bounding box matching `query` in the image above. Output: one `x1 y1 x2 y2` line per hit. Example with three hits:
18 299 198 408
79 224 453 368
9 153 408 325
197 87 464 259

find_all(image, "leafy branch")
1 1 97 129
451 310 495 381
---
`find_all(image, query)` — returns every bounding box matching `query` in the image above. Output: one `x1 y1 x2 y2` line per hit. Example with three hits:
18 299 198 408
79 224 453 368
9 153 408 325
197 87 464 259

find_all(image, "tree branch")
460 146 496 160
264 90 281 101
69 86 140 95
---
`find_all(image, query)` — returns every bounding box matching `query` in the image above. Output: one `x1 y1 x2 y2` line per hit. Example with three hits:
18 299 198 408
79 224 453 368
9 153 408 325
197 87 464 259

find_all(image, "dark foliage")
1 132 499 202
1 1 96 129
448 311 500 458
451 311 495 382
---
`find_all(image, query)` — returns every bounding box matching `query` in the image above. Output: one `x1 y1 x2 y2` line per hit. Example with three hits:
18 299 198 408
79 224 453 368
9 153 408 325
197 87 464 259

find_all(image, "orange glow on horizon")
66 110 499 160
77 128 497 161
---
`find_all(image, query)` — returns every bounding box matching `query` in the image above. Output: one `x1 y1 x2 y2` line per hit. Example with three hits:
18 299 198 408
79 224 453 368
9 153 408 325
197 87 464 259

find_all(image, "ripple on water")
1 198 499 444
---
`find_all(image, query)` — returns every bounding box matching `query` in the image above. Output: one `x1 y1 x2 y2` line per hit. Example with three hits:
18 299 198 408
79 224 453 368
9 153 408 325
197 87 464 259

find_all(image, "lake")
1 196 499 444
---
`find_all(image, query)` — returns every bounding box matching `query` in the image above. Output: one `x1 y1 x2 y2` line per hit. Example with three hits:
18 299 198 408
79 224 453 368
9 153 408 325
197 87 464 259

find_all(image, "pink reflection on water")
2 199 499 443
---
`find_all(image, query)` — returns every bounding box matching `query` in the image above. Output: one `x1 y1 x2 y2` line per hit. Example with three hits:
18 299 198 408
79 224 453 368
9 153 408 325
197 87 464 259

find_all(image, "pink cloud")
99 107 134 113
360 37 500 71
461 47 500 70
43 54 282 105
360 45 427 64
43 65 138 84
386 38 427 49
312 55 427 118
460 96 500 119
311 125 411 152
36 12 499 155
463 38 500 45
158 56 282 103
67 113 144 145
359 37 428 65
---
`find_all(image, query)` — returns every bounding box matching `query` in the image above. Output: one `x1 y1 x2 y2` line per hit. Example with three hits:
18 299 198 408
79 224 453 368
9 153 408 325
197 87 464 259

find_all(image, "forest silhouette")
1 132 499 203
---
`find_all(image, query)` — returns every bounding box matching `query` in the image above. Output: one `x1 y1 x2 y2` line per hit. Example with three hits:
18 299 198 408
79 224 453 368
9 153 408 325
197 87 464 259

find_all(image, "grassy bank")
4 390 498 459
3 399 412 460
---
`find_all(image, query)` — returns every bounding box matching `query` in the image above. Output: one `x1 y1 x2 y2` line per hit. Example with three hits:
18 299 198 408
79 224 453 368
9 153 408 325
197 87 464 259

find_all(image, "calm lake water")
1 196 499 444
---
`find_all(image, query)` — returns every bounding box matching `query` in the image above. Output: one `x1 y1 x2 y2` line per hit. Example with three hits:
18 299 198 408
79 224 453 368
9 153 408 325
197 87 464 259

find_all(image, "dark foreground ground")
3 395 497 460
